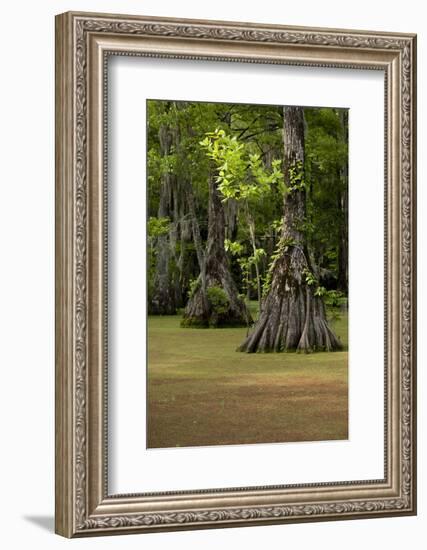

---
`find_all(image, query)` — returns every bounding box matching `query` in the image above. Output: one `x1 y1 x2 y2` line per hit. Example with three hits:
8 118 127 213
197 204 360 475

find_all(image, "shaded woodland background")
147 100 348 353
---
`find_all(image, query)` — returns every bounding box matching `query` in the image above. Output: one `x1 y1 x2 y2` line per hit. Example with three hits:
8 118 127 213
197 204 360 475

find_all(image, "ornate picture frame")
55 11 416 537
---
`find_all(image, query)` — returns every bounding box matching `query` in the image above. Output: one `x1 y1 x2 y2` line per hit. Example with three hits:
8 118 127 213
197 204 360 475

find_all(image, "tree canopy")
147 99 348 350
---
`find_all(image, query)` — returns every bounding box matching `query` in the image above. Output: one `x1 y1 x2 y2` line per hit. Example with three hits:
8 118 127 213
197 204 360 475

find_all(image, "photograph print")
146 99 349 449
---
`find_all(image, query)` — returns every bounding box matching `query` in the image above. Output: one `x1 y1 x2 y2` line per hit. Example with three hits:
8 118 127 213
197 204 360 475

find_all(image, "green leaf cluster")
147 216 171 238
207 286 230 315
200 129 283 203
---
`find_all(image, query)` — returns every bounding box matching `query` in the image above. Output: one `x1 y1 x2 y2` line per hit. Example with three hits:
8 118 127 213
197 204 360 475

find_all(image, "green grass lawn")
147 306 348 448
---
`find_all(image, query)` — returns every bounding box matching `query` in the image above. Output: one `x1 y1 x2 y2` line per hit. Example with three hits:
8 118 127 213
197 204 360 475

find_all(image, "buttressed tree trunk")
182 174 252 328
239 106 341 352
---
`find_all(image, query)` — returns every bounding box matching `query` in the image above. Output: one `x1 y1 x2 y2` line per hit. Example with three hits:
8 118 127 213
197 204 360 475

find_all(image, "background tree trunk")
148 108 199 313
148 120 178 315
337 187 348 293
337 110 349 294
239 106 341 352
182 174 252 327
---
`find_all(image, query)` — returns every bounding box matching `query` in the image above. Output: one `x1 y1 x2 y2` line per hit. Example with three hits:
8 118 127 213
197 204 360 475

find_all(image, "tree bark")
148 120 178 315
247 213 262 311
337 187 348 293
182 174 252 328
337 110 349 294
239 106 341 352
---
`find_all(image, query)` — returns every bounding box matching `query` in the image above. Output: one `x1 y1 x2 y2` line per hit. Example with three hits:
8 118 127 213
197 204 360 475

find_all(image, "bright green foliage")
200 129 283 202
200 128 284 311
323 289 347 308
287 160 306 193
236 248 266 295
147 100 348 313
314 285 327 297
251 247 266 263
206 286 230 315
224 239 245 257
147 216 171 238
303 268 317 287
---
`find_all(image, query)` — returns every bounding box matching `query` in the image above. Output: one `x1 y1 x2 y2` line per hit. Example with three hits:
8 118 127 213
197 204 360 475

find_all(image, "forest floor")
147 304 348 448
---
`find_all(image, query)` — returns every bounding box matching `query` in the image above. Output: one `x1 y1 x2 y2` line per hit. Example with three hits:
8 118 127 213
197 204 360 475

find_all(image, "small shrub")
207 286 229 315
324 289 347 308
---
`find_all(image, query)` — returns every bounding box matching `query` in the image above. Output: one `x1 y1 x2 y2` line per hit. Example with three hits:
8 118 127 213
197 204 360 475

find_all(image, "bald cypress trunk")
182 174 252 328
239 106 341 352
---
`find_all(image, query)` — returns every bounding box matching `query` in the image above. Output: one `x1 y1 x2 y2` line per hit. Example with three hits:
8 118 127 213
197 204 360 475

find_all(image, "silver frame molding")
55 11 417 538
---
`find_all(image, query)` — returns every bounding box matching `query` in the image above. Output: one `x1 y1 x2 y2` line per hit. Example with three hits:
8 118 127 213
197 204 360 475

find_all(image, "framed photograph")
55 11 417 537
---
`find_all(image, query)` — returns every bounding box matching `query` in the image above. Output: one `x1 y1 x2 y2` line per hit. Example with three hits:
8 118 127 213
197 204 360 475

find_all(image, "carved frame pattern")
55 11 416 537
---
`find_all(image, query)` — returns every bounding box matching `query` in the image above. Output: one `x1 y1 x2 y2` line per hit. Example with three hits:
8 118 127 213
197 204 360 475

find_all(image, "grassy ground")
147 305 348 448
